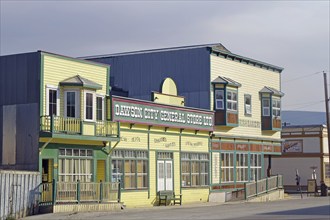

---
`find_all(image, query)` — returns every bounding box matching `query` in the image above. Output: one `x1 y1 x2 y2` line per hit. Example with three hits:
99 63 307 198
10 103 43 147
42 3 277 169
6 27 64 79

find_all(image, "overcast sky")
1 1 329 113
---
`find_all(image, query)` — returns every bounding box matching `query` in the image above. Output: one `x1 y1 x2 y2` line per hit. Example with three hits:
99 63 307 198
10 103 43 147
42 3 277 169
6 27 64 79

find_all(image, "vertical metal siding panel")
0 107 3 165
89 47 211 110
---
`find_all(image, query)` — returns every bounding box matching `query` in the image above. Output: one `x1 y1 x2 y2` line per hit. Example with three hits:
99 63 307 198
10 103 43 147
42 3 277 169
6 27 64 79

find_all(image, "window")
250 154 262 181
221 153 234 182
227 91 237 111
111 150 148 189
65 91 79 118
272 99 281 118
262 99 270 116
244 95 252 116
325 163 330 179
181 153 209 187
85 93 93 120
46 86 59 116
215 90 224 110
58 148 93 182
96 96 104 121
236 153 248 182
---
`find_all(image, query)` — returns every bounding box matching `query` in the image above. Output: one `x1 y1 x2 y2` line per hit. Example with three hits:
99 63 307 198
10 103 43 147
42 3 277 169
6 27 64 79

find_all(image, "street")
24 195 330 220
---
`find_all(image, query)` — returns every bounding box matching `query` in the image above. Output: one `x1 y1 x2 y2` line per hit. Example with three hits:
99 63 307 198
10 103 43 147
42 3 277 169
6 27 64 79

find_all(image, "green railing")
39 180 121 205
244 174 283 199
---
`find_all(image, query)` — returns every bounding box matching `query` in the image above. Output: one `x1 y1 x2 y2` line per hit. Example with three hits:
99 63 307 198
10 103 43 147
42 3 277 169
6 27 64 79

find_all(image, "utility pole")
323 71 330 159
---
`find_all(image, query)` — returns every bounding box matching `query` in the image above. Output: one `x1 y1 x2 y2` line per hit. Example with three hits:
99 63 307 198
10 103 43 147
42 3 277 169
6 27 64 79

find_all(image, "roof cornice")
210 47 284 73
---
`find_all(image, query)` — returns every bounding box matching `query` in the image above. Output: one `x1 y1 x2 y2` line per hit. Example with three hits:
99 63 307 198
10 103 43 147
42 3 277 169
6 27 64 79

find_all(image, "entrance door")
157 160 173 191
97 160 106 182
42 159 53 183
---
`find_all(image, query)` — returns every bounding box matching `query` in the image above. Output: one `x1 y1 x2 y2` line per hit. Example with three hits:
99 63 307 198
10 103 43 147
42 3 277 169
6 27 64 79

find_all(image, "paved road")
25 195 330 220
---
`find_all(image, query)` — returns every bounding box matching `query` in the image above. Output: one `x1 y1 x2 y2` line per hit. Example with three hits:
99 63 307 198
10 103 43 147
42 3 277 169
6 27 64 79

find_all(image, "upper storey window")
259 86 284 131
215 90 224 110
59 75 103 121
227 91 238 111
46 85 60 116
212 76 241 126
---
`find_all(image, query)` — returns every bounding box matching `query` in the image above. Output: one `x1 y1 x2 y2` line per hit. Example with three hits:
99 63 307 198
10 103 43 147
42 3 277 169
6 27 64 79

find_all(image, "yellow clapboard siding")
173 152 181 193
117 131 148 149
181 135 209 152
120 191 153 207
181 188 209 203
150 133 179 151
210 55 281 139
42 54 108 116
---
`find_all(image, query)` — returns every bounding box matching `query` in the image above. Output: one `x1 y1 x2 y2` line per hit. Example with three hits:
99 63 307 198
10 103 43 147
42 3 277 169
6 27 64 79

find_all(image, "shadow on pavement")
259 205 330 216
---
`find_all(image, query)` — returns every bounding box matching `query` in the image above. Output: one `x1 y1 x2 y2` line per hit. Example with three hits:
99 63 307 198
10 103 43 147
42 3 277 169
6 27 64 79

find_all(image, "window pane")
96 97 103 120
86 93 93 120
49 90 57 116
66 92 76 118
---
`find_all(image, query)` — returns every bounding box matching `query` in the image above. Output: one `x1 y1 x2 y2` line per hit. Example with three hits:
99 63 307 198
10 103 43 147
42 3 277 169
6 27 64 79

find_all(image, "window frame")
262 98 270 116
64 90 80 118
96 95 105 121
227 90 238 112
250 153 262 181
214 89 225 110
58 148 93 182
111 150 148 190
84 91 96 121
46 85 60 116
272 98 281 118
236 153 249 182
221 152 234 183
244 94 252 116
181 153 209 187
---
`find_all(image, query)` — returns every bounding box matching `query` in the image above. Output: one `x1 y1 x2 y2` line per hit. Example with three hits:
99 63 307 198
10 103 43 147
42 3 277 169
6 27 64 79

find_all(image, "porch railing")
40 115 81 134
95 120 119 137
244 174 283 199
38 180 121 205
40 115 119 137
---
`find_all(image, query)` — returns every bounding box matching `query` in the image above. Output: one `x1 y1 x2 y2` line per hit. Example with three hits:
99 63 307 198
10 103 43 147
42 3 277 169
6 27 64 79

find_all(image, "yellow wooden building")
109 78 214 207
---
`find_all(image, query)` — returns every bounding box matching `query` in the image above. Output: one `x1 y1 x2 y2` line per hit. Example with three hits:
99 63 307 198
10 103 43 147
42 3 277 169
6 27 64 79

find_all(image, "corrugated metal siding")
0 170 40 220
89 47 211 110
0 52 40 107
1 104 39 171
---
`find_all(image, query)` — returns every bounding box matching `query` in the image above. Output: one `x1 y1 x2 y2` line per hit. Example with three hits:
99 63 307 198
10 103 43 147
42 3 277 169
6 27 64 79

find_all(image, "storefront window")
236 153 249 182
221 152 234 183
181 153 209 187
111 150 148 189
58 148 93 182
250 153 262 181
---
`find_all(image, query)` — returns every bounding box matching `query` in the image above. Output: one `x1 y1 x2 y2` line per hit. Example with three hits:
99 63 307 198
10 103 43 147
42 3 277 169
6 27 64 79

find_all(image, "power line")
284 100 324 108
283 100 324 111
282 71 323 84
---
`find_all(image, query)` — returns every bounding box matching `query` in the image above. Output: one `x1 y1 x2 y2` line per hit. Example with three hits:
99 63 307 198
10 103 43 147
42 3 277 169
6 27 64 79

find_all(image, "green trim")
179 129 182 195
147 126 151 199
106 66 110 96
40 53 45 116
40 51 110 68
40 132 120 142
60 83 102 90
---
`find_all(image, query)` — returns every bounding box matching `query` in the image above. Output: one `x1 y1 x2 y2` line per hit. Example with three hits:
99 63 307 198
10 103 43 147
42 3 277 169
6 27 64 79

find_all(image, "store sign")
282 140 303 153
112 96 214 131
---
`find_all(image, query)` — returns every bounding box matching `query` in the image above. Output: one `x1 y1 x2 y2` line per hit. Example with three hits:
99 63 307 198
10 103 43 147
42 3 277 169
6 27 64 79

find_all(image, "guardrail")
38 180 121 205
40 115 81 134
244 174 283 199
95 121 119 137
40 116 120 138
